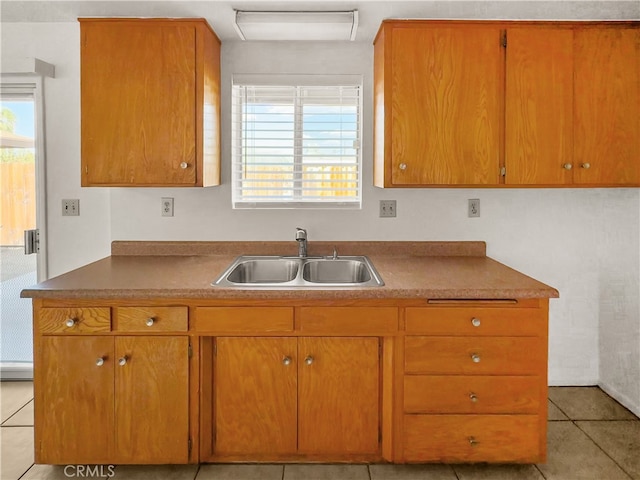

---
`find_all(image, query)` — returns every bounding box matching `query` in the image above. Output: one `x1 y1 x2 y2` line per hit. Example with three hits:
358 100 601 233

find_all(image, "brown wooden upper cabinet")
504 26 574 185
374 21 640 188
80 18 221 187
573 26 639 186
505 24 640 186
374 22 502 187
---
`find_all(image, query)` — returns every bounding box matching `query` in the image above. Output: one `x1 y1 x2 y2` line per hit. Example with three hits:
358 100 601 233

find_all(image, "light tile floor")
1 383 638 480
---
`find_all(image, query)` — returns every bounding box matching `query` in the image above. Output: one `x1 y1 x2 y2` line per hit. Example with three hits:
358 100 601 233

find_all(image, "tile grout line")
193 464 201 480
15 462 34 480
572 420 635 480
0 398 33 426
534 463 549 479
548 397 571 420
366 463 371 480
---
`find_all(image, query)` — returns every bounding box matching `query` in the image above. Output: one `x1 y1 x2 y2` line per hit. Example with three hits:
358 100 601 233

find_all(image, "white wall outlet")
380 200 397 218
468 198 480 217
162 197 174 217
61 199 80 216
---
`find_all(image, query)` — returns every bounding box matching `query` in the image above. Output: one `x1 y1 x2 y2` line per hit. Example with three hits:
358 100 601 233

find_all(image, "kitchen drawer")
403 414 540 462
193 307 294 333
298 307 398 334
405 307 543 336
404 336 541 375
39 307 111 334
114 306 188 332
404 375 540 414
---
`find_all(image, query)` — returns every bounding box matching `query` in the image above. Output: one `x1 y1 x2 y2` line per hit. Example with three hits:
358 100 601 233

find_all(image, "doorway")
1 82 46 380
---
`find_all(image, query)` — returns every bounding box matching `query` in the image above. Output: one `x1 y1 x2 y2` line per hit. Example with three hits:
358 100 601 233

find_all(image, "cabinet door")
115 336 189 463
298 337 379 455
40 336 114 464
390 26 502 185
574 27 640 185
214 337 297 455
81 22 197 186
505 27 574 185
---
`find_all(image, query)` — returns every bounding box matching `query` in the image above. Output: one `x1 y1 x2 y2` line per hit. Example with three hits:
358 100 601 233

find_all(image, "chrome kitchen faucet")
295 227 308 258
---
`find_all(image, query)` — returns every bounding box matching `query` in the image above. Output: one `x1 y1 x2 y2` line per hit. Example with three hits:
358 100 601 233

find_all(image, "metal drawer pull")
96 357 105 367
65 318 77 327
468 436 479 447
118 356 128 366
469 393 478 402
282 356 292 366
471 317 481 327
471 353 481 363
145 317 155 327
305 355 314 366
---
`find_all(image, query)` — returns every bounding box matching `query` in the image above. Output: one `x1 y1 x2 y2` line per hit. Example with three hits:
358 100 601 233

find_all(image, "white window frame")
231 74 363 209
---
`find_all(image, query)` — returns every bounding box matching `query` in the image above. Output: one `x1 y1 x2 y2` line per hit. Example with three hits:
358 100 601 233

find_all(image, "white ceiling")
1 1 637 43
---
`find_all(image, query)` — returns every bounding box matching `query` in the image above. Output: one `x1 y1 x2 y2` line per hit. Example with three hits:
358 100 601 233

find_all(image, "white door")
0 81 47 380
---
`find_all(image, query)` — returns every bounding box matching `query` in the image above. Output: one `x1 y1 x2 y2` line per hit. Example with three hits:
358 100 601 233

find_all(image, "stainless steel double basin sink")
213 256 384 288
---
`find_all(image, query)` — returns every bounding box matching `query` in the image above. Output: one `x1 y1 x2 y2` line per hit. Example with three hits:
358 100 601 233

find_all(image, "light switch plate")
62 199 79 216
380 200 397 218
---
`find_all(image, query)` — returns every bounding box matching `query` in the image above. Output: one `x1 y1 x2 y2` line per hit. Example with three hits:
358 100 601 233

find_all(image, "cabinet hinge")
500 167 506 177
188 344 193 358
378 427 382 444
188 438 192 454
501 31 507 48
378 342 383 359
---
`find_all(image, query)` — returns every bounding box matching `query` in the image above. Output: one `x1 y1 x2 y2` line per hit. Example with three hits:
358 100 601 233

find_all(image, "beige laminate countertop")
21 241 559 300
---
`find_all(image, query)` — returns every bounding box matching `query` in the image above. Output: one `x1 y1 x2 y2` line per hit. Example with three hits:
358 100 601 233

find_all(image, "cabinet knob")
145 317 155 327
180 162 189 169
469 392 479 403
563 163 573 170
471 353 481 363
581 163 591 169
399 163 407 171
118 356 128 366
96 357 105 367
304 355 314 366
282 356 292 366
468 436 479 447
471 317 481 327
65 318 76 328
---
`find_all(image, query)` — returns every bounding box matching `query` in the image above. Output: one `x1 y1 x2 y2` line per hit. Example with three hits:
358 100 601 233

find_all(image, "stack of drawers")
401 305 547 463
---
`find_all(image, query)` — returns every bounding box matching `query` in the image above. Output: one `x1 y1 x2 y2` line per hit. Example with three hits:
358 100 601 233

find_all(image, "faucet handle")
332 246 338 260
295 227 307 240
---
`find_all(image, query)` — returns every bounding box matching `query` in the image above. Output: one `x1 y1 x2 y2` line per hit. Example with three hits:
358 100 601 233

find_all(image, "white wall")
2 11 639 415
1 23 112 277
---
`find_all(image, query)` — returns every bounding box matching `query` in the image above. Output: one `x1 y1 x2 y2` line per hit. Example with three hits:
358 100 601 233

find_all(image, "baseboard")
0 363 33 380
599 380 640 418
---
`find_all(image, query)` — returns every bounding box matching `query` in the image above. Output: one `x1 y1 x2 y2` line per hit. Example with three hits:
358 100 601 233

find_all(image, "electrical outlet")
468 198 480 218
380 200 397 218
161 197 174 217
62 199 80 216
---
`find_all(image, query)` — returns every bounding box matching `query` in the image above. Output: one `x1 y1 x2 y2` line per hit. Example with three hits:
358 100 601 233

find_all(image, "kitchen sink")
302 259 372 284
225 258 299 284
213 256 384 288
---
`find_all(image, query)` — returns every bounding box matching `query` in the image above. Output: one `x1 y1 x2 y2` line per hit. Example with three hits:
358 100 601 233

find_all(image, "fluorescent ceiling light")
234 10 359 41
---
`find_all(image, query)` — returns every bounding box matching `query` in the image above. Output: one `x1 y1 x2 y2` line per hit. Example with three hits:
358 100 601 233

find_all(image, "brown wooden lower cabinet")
34 300 548 465
214 336 380 458
403 415 540 462
40 336 114 464
37 334 189 464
